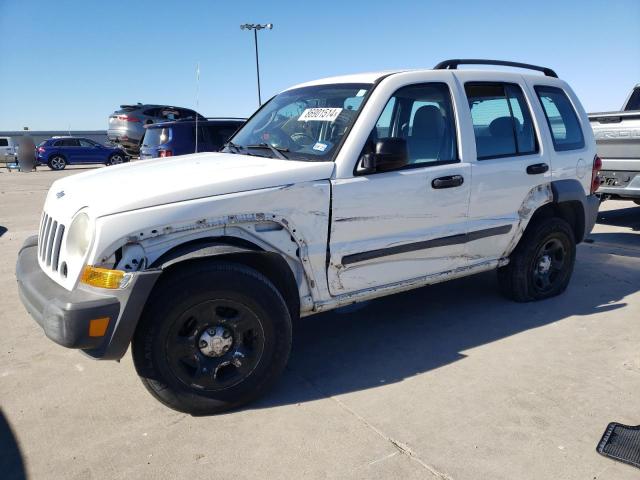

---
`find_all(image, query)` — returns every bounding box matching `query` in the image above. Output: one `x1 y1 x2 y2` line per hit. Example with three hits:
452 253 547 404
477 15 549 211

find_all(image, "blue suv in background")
140 118 245 159
37 137 127 170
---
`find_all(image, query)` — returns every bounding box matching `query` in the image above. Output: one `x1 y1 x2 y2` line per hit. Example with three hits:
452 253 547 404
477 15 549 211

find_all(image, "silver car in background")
107 103 204 155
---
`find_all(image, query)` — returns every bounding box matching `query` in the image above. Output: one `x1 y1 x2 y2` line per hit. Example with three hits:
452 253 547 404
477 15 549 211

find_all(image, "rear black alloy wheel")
132 261 292 415
530 238 567 294
108 153 125 165
48 155 66 170
498 217 575 302
166 299 265 392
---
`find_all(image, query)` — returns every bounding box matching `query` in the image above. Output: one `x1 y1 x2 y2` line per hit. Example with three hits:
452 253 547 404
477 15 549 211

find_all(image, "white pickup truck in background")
589 84 640 204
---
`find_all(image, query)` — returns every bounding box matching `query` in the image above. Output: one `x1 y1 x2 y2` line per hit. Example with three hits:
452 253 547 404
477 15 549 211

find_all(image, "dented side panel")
328 162 472 295
87 182 332 308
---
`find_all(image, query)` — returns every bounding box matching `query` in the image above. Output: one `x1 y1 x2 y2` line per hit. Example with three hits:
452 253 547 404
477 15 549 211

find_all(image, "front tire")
132 261 292 415
498 217 576 302
48 155 66 170
107 153 125 165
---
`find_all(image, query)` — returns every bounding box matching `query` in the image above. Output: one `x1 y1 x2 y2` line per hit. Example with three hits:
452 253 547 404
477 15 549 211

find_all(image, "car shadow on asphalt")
0 410 26 480
597 205 640 232
254 241 640 410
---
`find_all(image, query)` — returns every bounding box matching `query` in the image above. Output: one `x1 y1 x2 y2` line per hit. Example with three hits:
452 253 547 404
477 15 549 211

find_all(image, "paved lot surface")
1 166 639 480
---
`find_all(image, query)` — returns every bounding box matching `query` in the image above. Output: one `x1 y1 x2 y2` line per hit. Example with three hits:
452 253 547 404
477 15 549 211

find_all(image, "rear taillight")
159 150 173 157
591 154 602 194
117 115 140 122
37 147 45 153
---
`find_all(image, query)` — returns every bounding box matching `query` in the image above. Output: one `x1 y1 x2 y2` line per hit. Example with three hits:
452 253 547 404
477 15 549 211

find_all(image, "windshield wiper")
246 143 289 160
223 141 242 153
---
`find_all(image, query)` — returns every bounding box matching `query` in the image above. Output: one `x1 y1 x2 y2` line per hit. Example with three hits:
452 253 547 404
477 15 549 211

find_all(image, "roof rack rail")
433 59 558 78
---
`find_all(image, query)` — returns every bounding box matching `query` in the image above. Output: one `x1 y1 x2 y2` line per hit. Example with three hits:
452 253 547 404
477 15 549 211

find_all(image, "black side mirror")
359 137 409 174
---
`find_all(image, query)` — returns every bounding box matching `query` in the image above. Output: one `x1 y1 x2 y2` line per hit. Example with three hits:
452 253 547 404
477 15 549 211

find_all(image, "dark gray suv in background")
107 103 204 155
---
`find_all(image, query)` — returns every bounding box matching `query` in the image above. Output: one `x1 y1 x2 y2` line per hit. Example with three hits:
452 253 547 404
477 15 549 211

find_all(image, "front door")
328 82 471 295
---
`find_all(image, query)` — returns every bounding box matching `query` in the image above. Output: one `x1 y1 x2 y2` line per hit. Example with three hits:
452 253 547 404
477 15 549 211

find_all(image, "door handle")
432 175 464 189
526 163 549 175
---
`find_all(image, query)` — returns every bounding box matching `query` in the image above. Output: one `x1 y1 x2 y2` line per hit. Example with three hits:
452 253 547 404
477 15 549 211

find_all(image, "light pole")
240 23 273 106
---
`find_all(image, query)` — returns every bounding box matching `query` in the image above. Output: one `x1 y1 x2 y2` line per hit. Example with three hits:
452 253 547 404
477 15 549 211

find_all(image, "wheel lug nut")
208 328 216 335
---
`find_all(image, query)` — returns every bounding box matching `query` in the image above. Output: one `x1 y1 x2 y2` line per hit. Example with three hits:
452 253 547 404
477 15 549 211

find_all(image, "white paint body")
36 69 596 315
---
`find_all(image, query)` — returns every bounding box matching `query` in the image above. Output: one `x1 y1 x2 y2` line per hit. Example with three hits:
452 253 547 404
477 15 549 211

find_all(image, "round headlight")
66 212 92 258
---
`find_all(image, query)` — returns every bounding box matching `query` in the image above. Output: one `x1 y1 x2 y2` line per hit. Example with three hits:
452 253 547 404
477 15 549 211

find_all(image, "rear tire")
498 217 576 302
132 261 292 415
48 155 66 170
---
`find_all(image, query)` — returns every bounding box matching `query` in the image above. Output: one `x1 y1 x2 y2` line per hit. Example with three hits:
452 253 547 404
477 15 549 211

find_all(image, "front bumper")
16 236 160 360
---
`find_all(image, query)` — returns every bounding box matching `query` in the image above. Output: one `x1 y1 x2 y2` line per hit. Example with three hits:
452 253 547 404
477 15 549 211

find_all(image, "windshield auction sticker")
298 108 343 122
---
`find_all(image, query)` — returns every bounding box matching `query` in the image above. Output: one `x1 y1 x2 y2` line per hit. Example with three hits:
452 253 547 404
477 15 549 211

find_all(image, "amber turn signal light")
80 266 130 289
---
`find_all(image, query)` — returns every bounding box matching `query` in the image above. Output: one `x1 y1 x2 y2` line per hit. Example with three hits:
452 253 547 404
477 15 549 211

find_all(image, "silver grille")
38 212 65 272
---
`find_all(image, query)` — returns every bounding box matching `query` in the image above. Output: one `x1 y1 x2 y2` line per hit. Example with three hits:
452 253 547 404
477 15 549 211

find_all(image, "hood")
45 152 335 218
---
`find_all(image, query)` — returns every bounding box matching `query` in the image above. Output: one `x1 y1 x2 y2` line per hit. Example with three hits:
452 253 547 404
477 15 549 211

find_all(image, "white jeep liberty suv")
17 60 601 414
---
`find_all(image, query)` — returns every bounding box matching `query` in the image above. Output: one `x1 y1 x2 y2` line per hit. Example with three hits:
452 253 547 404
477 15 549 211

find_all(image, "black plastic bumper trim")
16 237 161 359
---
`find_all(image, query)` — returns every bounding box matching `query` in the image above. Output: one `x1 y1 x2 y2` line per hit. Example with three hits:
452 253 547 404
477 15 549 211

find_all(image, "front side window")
79 139 98 147
368 82 458 167
228 83 371 161
535 86 585 151
465 83 538 160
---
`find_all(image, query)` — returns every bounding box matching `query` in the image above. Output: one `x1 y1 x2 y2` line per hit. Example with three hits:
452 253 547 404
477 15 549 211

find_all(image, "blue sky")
0 0 638 130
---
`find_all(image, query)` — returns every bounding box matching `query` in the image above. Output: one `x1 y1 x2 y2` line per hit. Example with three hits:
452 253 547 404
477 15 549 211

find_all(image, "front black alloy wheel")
166 299 265 392
132 261 292 415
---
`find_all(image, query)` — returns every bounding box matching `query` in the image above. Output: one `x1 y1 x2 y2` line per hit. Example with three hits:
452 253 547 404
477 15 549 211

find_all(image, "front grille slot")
51 225 65 271
37 212 66 273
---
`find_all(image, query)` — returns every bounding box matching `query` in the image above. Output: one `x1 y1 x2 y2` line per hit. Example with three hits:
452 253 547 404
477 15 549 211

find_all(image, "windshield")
227 83 371 161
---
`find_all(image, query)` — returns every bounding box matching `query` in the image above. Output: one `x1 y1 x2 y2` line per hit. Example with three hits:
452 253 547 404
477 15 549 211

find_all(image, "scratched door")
328 161 471 295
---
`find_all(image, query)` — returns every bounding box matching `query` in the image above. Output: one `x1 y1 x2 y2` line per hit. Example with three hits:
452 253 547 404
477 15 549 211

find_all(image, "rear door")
460 76 552 262
328 80 471 294
58 138 81 162
78 139 103 163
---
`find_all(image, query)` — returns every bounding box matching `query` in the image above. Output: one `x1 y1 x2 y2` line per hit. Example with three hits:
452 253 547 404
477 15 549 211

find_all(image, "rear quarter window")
534 86 585 151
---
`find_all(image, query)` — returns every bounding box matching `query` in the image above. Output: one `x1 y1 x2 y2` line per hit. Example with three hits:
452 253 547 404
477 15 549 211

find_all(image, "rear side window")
534 86 585 151
465 83 538 160
56 138 80 147
143 128 171 147
0 139 8 147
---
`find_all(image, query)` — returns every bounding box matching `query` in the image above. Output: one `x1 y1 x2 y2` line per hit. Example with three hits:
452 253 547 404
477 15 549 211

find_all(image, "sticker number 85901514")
298 108 343 122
